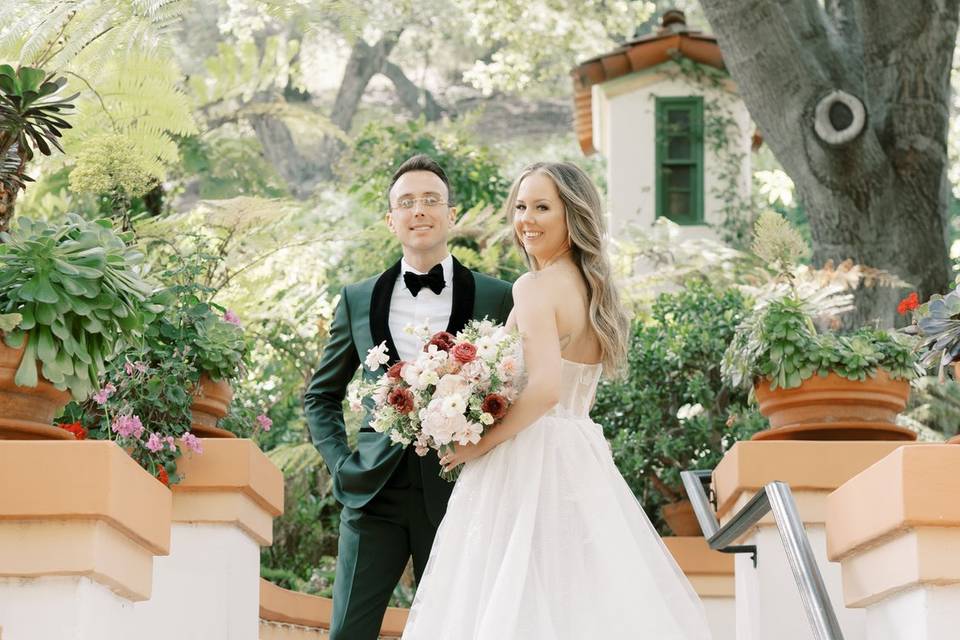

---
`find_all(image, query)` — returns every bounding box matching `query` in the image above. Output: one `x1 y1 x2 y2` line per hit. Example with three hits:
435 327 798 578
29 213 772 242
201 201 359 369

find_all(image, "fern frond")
265 442 324 477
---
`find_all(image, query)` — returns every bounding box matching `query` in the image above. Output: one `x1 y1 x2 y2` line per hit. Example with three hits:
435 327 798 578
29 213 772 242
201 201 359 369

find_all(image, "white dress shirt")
389 255 454 362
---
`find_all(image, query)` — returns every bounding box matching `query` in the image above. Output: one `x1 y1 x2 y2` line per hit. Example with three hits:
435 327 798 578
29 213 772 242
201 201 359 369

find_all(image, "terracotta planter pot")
190 374 236 438
753 369 916 441
0 338 72 440
660 499 702 536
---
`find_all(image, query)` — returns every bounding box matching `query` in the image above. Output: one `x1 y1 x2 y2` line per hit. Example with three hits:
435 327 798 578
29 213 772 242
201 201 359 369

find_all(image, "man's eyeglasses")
392 196 450 212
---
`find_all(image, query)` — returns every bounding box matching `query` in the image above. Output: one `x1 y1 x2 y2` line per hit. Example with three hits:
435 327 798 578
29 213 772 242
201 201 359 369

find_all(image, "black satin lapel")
446 257 475 336
370 261 402 364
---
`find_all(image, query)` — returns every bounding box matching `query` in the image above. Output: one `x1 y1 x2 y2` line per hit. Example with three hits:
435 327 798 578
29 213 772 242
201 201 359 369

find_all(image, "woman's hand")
439 441 487 473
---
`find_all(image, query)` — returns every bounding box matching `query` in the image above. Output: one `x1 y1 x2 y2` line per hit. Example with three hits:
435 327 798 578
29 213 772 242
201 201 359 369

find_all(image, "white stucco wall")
0 576 140 640
735 524 864 640
593 63 753 240
134 523 261 640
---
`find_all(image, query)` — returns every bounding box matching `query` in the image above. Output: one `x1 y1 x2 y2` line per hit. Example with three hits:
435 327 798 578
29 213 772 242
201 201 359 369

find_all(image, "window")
655 97 704 225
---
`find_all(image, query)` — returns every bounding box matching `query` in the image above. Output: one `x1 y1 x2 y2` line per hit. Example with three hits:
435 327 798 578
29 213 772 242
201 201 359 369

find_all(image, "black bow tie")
403 264 446 297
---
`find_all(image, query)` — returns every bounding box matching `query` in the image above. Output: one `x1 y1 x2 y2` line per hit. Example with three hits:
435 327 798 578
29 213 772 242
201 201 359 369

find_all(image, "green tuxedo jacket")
304 257 513 524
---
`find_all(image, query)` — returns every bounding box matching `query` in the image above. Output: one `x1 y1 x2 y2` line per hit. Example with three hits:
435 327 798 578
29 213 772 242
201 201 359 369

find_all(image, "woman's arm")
441 273 562 470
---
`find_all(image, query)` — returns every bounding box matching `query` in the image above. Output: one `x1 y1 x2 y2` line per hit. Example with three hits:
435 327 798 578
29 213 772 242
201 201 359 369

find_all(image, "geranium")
223 310 242 326
112 414 145 439
58 421 87 440
181 432 203 454
156 467 170 486
897 292 919 316
256 414 273 432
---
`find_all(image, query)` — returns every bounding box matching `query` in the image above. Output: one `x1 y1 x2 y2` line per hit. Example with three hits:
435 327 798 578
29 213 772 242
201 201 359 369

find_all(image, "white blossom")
365 341 390 371
677 403 705 422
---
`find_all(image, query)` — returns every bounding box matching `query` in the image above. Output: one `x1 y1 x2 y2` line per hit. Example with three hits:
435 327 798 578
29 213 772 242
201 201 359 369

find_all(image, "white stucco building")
572 10 755 240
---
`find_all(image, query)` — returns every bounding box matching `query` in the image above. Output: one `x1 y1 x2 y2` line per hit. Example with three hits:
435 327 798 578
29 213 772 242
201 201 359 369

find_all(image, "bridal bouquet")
351 319 523 480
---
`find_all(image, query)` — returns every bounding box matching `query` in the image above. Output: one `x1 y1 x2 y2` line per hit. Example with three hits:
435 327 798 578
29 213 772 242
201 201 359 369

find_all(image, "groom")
304 154 513 640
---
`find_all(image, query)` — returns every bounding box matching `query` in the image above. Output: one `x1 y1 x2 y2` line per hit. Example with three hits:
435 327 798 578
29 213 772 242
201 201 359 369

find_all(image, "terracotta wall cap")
0 441 171 554
712 441 907 518
174 438 284 517
663 536 734 575
827 444 960 561
259 578 408 636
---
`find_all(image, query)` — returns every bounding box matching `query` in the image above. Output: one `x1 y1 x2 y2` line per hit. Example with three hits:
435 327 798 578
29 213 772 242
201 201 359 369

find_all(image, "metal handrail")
681 470 845 640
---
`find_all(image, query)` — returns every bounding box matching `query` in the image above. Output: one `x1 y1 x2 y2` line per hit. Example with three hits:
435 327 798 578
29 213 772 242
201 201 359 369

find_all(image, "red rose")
450 342 477 364
156 467 170 486
897 292 919 316
387 387 416 414
387 361 406 380
481 393 509 420
58 421 87 440
425 331 456 352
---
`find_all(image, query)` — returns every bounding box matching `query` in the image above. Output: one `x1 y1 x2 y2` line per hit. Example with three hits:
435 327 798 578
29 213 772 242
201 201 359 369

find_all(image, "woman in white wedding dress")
401 162 712 640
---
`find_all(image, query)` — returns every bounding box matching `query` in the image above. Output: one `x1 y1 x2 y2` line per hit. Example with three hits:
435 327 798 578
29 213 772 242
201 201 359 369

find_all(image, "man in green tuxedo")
304 154 513 640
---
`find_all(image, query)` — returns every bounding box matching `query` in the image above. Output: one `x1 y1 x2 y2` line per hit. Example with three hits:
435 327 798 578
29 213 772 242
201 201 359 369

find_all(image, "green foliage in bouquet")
0 214 157 400
592 281 767 532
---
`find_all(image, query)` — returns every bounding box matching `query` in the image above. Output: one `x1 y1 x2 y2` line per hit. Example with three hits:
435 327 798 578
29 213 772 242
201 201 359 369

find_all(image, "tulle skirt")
402 410 713 640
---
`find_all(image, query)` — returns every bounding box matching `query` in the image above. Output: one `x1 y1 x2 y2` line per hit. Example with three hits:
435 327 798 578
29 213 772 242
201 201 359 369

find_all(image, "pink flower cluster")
112 414 144 439
92 382 117 405
123 360 149 376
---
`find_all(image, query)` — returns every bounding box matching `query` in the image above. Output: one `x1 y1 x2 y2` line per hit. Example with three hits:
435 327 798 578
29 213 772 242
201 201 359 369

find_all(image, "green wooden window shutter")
655 96 704 225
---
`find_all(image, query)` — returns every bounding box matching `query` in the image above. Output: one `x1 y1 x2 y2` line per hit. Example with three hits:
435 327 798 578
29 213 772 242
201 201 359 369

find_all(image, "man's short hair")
387 154 453 208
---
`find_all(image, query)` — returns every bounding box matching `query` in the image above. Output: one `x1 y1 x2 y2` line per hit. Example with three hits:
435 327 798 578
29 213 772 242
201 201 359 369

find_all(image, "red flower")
156 467 170 486
387 361 406 380
897 292 920 315
58 421 87 440
425 331 456 352
387 387 416 414
481 393 509 420
450 342 478 364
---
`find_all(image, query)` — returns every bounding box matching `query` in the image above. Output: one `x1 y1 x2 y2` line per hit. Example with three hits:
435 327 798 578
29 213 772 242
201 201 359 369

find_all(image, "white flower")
401 362 422 388
455 421 483 445
440 394 467 418
677 403 705 422
365 341 390 371
372 379 392 406
418 370 440 388
421 344 449 371
476 336 498 361
476 319 497 337
460 359 491 385
496 355 519 380
479 412 494 426
389 430 411 446
435 374 468 398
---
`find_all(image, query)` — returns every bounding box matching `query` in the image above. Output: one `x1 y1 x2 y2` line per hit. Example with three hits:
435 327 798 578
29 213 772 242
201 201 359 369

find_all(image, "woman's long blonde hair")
505 162 630 374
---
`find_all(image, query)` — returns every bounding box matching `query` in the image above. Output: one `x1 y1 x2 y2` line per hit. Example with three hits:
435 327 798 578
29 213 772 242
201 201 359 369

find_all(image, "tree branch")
381 61 443 121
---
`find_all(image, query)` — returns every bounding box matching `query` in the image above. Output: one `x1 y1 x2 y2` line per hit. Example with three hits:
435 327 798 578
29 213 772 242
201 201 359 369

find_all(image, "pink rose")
450 342 477 364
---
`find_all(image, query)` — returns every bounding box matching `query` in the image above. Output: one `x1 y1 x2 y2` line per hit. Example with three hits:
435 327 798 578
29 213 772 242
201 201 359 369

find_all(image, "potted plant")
0 65 76 225
899 278 960 444
722 212 923 441
592 280 767 535
0 214 156 439
188 308 249 437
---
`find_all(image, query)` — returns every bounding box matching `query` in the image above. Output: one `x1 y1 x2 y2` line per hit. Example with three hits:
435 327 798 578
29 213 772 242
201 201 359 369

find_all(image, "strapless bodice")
545 358 603 418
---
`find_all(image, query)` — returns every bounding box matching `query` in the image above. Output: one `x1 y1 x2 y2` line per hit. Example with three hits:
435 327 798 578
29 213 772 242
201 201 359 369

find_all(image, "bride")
401 162 712 639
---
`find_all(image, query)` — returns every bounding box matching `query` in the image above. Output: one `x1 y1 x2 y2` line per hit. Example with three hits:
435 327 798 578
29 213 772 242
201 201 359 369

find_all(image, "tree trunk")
699 0 959 328
381 61 443 121
248 109 322 199
316 30 403 180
